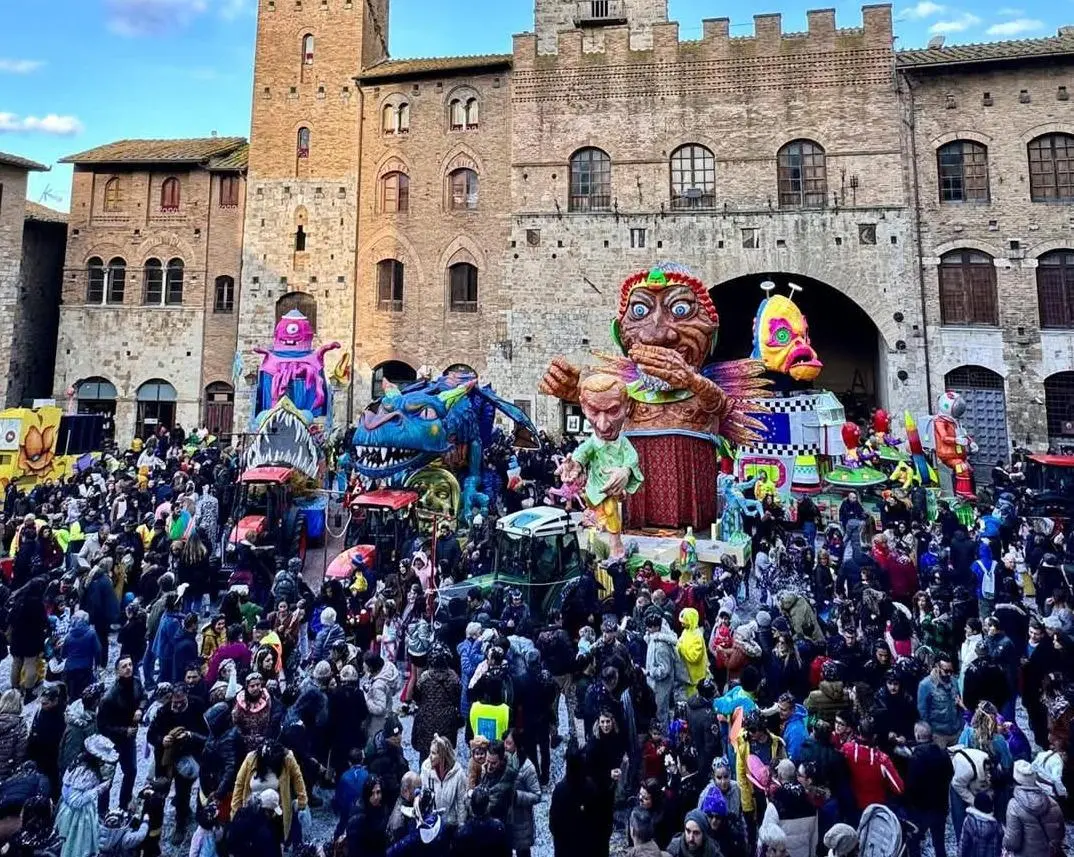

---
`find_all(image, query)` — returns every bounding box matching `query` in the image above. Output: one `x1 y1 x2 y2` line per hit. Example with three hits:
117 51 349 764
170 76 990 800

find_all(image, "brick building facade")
44 0 1074 460
52 138 246 442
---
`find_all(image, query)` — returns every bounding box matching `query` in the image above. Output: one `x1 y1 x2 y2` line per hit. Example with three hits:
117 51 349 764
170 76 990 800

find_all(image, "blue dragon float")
350 368 539 525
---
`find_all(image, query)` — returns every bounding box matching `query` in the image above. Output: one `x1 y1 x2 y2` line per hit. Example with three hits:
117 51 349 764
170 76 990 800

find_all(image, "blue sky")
1 0 1064 209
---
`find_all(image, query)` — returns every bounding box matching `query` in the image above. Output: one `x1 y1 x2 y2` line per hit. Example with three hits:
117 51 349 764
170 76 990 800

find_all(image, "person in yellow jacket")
676 607 709 698
733 709 788 820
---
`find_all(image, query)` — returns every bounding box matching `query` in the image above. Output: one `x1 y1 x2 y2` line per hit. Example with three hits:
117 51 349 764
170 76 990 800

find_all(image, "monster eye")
775 327 791 344
669 300 692 318
629 302 650 319
285 323 299 335
419 407 438 420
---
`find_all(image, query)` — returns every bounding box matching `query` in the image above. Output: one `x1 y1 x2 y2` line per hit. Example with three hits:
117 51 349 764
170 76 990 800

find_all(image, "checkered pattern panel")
739 440 821 456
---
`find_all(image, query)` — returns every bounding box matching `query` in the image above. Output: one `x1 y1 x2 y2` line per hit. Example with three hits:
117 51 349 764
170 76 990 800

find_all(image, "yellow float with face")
751 284 823 382
405 465 460 533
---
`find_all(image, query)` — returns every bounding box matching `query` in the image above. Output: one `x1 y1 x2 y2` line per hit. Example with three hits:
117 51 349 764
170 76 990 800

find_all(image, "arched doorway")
945 365 1009 471
1045 371 1074 452
275 292 317 329
204 382 234 440
709 273 882 423
74 377 117 442
371 360 417 400
135 379 178 439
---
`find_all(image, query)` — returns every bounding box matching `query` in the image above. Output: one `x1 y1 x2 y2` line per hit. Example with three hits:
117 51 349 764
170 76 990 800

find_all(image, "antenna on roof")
927 35 945 49
38 185 61 205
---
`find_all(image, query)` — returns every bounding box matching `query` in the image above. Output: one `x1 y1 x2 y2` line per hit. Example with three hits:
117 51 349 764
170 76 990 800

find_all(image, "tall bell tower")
236 0 389 426
533 0 668 53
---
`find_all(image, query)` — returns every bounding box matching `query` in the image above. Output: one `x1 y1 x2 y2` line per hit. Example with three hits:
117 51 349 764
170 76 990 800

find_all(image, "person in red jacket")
840 716 904 813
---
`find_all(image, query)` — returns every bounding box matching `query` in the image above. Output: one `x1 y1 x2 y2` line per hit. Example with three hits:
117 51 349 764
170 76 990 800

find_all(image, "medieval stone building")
49 0 1074 464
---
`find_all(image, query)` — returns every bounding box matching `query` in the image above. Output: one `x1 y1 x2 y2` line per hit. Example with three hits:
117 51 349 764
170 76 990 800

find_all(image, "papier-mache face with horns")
614 263 719 371
751 282 822 382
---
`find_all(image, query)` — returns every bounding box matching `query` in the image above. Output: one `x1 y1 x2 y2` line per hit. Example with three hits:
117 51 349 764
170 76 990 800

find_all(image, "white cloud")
986 17 1044 35
929 13 982 33
898 1 946 20
0 59 44 74
995 7 1025 15
106 0 248 35
0 113 84 136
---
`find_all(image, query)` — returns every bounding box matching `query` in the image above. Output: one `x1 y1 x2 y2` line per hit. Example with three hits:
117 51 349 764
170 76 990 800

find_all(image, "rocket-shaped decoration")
904 410 930 485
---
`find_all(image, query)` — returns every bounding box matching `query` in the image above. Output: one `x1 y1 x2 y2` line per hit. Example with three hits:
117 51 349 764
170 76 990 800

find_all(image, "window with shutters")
219 175 240 207
104 177 122 213
160 177 181 211
377 260 404 312
1037 250 1074 328
937 140 990 203
449 262 478 312
777 140 827 208
381 171 409 213
1028 134 1074 202
938 250 998 326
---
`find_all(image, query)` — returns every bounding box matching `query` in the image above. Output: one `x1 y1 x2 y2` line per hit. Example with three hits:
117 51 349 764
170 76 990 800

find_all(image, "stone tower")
533 0 668 53
235 0 389 426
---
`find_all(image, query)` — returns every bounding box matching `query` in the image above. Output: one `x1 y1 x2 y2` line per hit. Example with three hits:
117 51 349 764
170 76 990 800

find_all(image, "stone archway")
709 272 884 424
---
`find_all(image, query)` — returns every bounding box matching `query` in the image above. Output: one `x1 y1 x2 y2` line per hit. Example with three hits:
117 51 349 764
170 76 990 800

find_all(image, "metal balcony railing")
574 0 627 25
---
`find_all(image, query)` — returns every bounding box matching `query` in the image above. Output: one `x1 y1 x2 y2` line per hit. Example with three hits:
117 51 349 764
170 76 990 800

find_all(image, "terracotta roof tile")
898 31 1074 68
0 151 48 172
359 53 512 81
24 201 68 223
60 137 247 165
208 143 249 171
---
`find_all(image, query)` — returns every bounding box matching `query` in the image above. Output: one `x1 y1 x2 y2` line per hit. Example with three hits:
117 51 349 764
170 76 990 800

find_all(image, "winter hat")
258 789 283 816
684 809 709 835
772 616 791 635
756 611 772 629
1013 760 1038 787
823 824 859 857
973 792 994 814
320 606 337 626
384 714 403 738
340 665 359 683
701 788 727 817
312 660 333 682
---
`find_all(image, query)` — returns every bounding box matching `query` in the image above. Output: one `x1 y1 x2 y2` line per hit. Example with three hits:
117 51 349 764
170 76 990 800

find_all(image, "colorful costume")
254 310 340 418
933 391 977 498
571 434 643 534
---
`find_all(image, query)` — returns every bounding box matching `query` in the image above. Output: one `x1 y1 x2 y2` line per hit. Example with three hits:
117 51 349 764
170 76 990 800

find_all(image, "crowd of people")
0 423 1070 857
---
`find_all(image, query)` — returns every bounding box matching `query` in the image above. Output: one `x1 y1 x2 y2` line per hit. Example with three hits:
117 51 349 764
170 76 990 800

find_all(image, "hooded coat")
645 630 681 721
959 807 1003 857
0 711 28 779
508 755 541 850
412 668 462 760
676 609 708 697
231 747 308 841
804 681 847 725
63 617 101 671
1001 784 1065 856
420 758 468 828
200 704 243 804
778 593 825 644
361 660 401 738
58 700 98 778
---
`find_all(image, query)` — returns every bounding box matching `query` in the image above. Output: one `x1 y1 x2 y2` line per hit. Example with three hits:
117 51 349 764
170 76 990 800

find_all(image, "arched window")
106 257 126 304
165 258 184 305
449 168 478 210
381 171 409 213
449 98 466 131
1037 249 1074 328
160 177 181 211
569 147 611 212
1046 372 1074 439
297 127 310 160
86 257 105 303
302 33 314 64
104 177 122 213
376 259 404 311
1029 133 1074 202
214 275 235 313
275 291 317 329
135 379 178 439
937 140 989 203
143 258 164 304
777 140 827 208
449 262 478 313
371 361 417 400
939 250 998 326
295 225 307 252
465 98 478 129
397 103 410 134
75 377 117 440
670 144 716 209
204 382 235 438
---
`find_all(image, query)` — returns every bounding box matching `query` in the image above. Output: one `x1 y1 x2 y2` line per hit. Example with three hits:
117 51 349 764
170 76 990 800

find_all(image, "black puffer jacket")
199 703 243 801
0 711 28 779
97 676 146 746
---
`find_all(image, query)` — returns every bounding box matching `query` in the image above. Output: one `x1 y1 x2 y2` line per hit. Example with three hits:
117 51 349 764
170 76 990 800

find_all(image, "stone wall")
489 6 927 432
353 67 512 406
8 219 65 404
534 0 669 53
0 167 29 406
903 59 1074 450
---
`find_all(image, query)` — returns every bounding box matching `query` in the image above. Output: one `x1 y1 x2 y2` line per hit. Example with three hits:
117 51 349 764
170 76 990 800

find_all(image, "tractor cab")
1022 454 1074 522
346 488 419 577
231 466 308 566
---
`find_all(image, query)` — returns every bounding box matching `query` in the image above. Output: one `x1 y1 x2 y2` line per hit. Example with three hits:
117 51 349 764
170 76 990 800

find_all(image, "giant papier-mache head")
614 263 718 370
273 310 315 355
936 390 967 419
751 282 822 382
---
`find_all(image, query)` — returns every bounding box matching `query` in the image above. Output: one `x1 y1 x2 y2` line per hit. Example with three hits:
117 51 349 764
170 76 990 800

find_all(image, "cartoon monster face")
351 382 462 478
619 280 716 370
752 294 822 382
937 390 966 419
841 422 862 450
273 310 314 354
